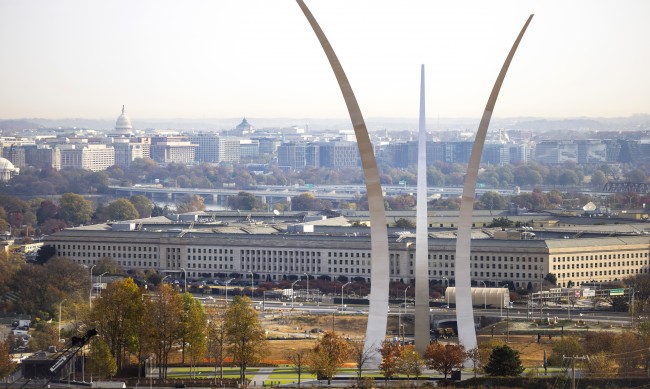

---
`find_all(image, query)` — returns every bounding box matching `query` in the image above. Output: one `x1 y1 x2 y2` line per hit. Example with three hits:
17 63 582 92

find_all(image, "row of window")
552 252 648 262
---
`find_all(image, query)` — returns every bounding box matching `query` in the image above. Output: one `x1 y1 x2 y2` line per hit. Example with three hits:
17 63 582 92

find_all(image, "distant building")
316 140 360 168
150 141 198 164
535 141 577 164
25 146 61 170
239 139 260 159
3 145 26 168
114 105 133 135
0 157 20 181
59 144 115 171
188 134 240 163
278 141 309 171
113 139 144 168
575 140 607 164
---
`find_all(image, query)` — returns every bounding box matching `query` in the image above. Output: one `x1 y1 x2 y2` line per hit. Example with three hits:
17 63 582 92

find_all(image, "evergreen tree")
484 345 524 376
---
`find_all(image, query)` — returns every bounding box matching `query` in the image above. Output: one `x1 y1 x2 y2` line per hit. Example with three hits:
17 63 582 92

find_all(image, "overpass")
108 184 524 207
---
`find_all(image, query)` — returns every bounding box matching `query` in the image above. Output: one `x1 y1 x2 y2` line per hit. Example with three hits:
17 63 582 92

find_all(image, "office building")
44 214 650 289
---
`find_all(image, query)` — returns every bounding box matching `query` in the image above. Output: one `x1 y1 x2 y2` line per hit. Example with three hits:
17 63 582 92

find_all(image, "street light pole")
180 268 187 293
225 278 234 303
98 272 108 297
58 299 66 342
248 271 254 297
303 273 310 301
442 277 449 308
480 281 487 310
291 280 299 309
89 264 96 310
500 283 508 318
341 282 352 312
403 285 410 311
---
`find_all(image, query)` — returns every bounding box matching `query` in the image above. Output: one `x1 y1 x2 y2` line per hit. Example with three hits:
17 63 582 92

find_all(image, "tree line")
2 158 649 199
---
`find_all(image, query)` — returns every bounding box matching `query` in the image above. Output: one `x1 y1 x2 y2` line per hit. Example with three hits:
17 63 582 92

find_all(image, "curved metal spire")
296 0 390 367
454 14 534 352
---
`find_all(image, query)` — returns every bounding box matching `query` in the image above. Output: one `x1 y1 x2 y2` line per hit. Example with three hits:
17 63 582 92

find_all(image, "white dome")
115 105 133 132
0 157 15 171
0 157 19 182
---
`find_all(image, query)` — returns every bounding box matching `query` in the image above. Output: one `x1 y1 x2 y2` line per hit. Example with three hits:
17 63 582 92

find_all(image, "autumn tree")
396 344 424 383
87 337 117 379
465 347 481 378
224 296 269 386
309 331 351 385
11 257 89 319
394 218 415 229
105 198 139 221
176 194 206 213
548 336 582 366
484 345 524 376
90 278 144 369
144 283 184 380
227 192 263 211
180 293 207 376
28 322 59 351
0 251 22 296
58 193 93 226
129 195 153 218
614 331 642 373
379 340 402 382
424 342 465 380
206 306 227 383
36 200 59 225
582 331 617 355
291 192 331 211
586 351 618 378
0 339 16 380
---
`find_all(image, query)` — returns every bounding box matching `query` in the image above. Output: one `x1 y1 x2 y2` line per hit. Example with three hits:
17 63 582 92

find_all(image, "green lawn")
166 366 259 378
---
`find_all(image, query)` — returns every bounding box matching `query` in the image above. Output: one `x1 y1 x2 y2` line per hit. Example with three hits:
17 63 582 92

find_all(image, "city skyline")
1 1 650 120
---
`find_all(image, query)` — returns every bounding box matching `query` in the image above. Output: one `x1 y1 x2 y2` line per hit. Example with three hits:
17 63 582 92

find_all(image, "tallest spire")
122 105 125 114
414 64 429 354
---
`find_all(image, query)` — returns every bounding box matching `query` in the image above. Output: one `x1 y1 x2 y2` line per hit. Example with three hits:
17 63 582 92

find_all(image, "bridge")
602 182 650 193
108 184 524 207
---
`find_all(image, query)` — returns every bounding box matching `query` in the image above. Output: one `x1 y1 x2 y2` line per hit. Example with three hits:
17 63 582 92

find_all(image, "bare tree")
286 349 308 386
349 339 375 382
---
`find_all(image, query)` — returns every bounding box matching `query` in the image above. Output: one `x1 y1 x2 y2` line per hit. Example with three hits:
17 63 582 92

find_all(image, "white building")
0 157 20 182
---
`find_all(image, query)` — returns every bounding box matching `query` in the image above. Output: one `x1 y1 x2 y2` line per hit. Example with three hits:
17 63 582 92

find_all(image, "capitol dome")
0 157 19 182
115 105 133 133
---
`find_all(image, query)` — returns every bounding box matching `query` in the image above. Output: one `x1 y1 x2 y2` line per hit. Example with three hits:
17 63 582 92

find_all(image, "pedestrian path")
250 367 274 387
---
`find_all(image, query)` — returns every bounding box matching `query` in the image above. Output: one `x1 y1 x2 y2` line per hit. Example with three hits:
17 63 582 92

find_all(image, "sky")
1 0 649 121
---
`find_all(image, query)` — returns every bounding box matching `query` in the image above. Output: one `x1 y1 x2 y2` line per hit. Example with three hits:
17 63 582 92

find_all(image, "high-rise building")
482 143 509 166
535 141 577 164
277 141 308 171
315 140 360 168
575 140 607 164
239 139 260 160
25 146 61 170
150 141 198 164
59 144 115 171
188 134 240 163
113 139 144 168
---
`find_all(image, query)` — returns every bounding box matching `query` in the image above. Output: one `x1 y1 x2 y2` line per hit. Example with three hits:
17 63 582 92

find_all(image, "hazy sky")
1 0 649 121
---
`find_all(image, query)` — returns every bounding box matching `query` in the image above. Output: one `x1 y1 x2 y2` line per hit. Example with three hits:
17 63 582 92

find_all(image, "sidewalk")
250 367 274 387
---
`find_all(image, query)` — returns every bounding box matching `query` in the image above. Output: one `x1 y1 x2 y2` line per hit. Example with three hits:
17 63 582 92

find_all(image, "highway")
245 298 634 326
